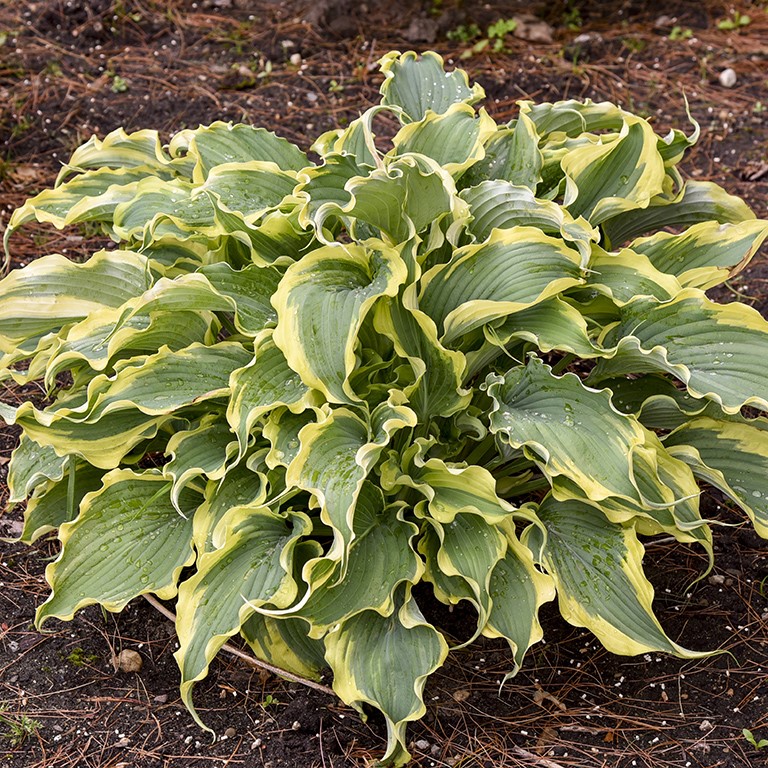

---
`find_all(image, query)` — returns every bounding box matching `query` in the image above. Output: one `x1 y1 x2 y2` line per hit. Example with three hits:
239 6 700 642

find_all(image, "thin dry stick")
510 746 569 768
142 594 335 697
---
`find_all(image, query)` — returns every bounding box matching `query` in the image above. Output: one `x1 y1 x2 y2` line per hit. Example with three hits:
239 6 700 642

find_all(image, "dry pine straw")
1 1 768 767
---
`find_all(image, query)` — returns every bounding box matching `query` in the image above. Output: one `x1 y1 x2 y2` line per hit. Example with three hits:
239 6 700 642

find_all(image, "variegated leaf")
665 417 768 538
378 50 484 123
164 415 237 511
483 521 555 674
525 496 708 657
629 219 768 290
324 585 448 766
419 227 584 344
7 434 69 504
169 121 309 181
272 240 407 403
175 506 309 726
37 470 196 626
0 250 152 348
298 484 422 633
487 356 675 506
241 612 326 681
58 127 175 182
19 462 104 544
192 462 268 553
460 112 542 190
562 115 666 225
226 333 312 458
592 290 768 413
602 180 756 246
390 103 496 176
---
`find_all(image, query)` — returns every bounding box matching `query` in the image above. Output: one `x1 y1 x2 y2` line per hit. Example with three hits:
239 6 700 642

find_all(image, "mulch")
1 1 767 766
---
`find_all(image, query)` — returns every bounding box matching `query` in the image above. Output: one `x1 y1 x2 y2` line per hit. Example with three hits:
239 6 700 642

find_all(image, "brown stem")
142 594 335 697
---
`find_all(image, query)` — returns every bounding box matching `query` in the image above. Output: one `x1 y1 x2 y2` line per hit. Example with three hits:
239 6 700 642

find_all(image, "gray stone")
719 68 737 88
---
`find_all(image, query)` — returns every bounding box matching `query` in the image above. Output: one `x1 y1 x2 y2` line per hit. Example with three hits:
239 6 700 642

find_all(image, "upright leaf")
378 50 484 123
175 506 309 726
324 586 448 766
272 241 407 403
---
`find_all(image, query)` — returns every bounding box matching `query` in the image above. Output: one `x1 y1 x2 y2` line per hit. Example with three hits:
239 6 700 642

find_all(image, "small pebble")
708 574 725 585
224 727 236 738
415 739 431 751
113 649 142 673
153 693 168 704
291 721 301 731
289 53 301 66
719 68 737 88
700 719 713 731
306 92 318 102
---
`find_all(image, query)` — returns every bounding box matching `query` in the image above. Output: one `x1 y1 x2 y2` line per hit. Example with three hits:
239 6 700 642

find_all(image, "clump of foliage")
717 9 751 30
0 706 41 748
2 51 768 766
447 17 517 58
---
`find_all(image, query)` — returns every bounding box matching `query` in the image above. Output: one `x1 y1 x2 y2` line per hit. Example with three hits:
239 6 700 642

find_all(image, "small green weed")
67 646 99 667
113 0 142 22
717 10 751 30
668 26 693 40
0 707 41 748
0 156 15 182
743 729 768 750
446 23 481 44
10 115 32 139
562 2 583 31
449 18 517 59
622 37 647 53
216 23 253 55
486 18 517 43
108 73 129 93
256 59 272 82
43 60 63 77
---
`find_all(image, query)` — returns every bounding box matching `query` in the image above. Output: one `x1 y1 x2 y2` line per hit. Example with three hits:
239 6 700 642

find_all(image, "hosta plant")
2 50 768 766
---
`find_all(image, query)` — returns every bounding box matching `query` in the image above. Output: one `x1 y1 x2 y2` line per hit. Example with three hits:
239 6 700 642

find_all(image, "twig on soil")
142 594 335 697
511 746 569 768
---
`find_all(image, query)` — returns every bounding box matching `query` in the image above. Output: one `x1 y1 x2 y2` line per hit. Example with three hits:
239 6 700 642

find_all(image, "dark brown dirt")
1 1 767 767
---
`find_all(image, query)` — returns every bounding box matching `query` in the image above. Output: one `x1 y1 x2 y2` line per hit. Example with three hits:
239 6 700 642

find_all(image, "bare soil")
1 2 767 767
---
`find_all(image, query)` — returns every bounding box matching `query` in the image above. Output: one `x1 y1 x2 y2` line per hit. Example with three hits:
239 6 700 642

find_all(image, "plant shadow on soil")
1 1 767 766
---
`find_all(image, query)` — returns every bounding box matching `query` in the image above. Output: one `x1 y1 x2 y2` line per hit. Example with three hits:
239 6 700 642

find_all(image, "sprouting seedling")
717 11 751 30
743 728 768 750
0 707 41 748
668 26 693 41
